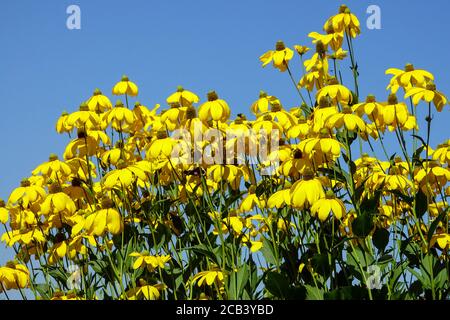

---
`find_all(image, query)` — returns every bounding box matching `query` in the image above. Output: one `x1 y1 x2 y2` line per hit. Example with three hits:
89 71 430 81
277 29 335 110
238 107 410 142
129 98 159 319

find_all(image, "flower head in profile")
112 75 138 96
260 41 294 72
198 91 230 122
386 64 434 93
404 82 448 112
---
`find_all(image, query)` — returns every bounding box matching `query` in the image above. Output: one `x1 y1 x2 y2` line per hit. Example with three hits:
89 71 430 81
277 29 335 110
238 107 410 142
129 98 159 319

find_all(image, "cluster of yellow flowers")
0 4 449 300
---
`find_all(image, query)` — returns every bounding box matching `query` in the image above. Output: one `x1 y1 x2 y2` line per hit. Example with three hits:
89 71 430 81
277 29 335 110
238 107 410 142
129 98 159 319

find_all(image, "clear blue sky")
0 0 449 270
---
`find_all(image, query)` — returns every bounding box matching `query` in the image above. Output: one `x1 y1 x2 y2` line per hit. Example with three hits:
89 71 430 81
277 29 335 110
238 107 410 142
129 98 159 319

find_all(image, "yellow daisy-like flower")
259 41 294 72
192 269 224 287
40 184 76 215
84 201 123 236
166 86 199 107
130 252 171 271
0 200 8 224
431 232 450 250
323 5 361 38
102 100 136 132
251 91 272 115
86 88 113 113
325 106 366 132
267 189 291 209
0 262 30 291
67 103 102 130
352 95 384 123
404 83 448 112
289 170 325 209
240 186 265 213
112 75 138 96
316 77 353 105
32 154 72 180
294 45 310 56
8 179 46 207
55 111 72 134
432 140 450 165
380 94 409 128
299 131 342 159
310 191 346 221
102 162 147 189
198 91 230 122
386 64 434 93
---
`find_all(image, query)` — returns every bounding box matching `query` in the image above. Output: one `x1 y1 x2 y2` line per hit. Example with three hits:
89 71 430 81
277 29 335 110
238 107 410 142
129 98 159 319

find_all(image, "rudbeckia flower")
86 88 112 113
323 5 361 38
198 91 231 122
161 103 187 130
294 45 310 56
414 162 450 194
431 232 450 250
432 140 450 164
299 130 342 159
239 186 265 212
112 75 138 96
316 77 353 105
380 94 409 128
56 111 72 134
386 64 434 93
102 100 136 132
40 183 76 216
63 130 99 160
166 86 199 107
125 281 165 300
0 262 29 291
67 103 102 130
102 162 147 189
404 83 448 112
192 269 224 287
84 198 123 236
325 107 366 132
0 200 7 224
352 95 384 123
8 179 46 207
145 130 178 159
251 91 272 115
310 191 346 221
308 24 344 52
259 41 294 72
289 169 325 209
32 154 72 180
130 252 171 271
267 189 291 209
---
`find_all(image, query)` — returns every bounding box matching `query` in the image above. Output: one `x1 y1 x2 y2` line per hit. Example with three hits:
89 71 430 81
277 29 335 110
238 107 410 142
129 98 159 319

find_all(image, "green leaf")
304 284 324 300
372 228 390 252
260 236 278 266
264 271 290 299
414 189 428 218
352 213 374 237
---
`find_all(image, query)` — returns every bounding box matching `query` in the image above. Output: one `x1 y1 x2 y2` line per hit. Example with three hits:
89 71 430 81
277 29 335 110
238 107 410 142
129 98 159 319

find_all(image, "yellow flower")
290 170 325 209
198 91 230 122
325 107 366 132
8 179 46 207
404 83 448 112
259 41 294 72
323 5 361 38
0 262 29 291
130 252 171 271
240 186 265 212
125 281 165 300
386 64 434 93
299 131 342 159
251 91 272 115
431 233 450 250
56 111 72 134
84 203 123 236
32 154 72 180
294 45 310 56
329 48 348 60
432 140 450 165
166 86 199 107
316 77 353 105
0 200 8 224
40 184 76 216
145 130 178 159
310 191 346 221
380 94 409 128
67 103 102 130
102 100 136 132
267 189 291 209
192 269 224 287
63 130 99 160
308 27 343 52
112 75 138 96
102 162 147 189
86 88 112 112
352 95 384 123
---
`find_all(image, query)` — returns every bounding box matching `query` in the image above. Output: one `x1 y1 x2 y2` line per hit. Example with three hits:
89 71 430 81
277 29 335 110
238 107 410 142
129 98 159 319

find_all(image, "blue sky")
0 0 449 279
